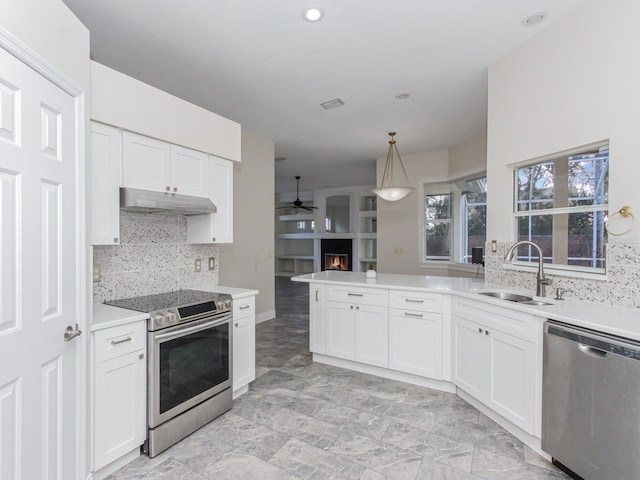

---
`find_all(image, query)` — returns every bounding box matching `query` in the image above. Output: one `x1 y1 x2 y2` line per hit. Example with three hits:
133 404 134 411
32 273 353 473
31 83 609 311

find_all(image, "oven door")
148 315 232 428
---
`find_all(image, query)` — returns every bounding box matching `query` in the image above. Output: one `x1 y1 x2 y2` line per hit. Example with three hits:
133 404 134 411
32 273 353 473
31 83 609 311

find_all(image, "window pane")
567 211 606 268
517 162 554 211
568 151 609 207
426 194 452 220
426 221 451 259
516 215 553 262
466 204 486 261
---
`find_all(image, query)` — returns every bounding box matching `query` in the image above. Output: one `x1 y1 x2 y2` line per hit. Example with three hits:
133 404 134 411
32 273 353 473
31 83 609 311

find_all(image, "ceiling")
61 0 587 194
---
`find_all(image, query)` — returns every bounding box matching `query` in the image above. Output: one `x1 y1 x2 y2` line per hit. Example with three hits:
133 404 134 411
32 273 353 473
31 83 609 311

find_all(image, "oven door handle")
153 316 231 342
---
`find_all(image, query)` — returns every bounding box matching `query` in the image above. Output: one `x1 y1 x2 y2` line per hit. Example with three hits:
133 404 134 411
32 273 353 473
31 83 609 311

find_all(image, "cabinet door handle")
166 186 171 191
347 293 364 297
350 305 354 309
235 322 239 327
405 298 424 303
173 187 178 192
485 330 490 336
315 290 319 301
111 336 132 345
478 328 483 334
138 353 144 360
113 237 119 243
404 312 423 318
239 305 250 310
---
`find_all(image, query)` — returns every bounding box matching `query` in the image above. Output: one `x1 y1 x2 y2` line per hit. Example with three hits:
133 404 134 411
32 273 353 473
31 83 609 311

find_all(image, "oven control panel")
148 296 233 331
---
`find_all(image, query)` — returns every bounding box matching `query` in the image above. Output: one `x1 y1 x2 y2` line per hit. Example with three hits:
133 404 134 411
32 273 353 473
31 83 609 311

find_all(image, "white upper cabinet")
90 122 122 245
122 131 209 197
122 131 171 192
169 144 209 197
187 156 233 243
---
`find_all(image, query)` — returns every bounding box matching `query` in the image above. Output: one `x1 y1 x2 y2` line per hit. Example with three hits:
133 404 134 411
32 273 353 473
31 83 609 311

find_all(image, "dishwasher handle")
578 343 608 359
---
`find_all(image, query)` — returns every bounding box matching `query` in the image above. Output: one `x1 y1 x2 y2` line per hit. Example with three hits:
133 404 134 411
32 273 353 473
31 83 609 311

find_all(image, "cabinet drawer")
233 296 255 320
389 290 442 313
94 321 146 363
451 297 535 341
326 285 388 306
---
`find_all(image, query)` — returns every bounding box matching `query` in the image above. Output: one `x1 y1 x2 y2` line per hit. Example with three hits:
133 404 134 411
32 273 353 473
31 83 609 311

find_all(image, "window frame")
419 178 487 267
510 142 609 275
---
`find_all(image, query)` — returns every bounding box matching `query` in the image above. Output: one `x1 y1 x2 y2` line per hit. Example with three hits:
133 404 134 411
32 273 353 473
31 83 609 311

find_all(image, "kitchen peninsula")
292 270 640 458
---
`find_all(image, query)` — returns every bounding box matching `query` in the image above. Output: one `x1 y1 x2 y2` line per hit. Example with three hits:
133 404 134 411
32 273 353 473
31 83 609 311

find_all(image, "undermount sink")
477 291 533 302
476 291 553 306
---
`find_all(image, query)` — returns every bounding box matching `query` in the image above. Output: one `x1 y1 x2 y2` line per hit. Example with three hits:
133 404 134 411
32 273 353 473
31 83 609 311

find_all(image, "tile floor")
105 277 569 480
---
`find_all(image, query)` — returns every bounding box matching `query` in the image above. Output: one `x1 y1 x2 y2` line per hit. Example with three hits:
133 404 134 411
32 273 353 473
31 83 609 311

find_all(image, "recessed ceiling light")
303 6 324 22
521 11 547 27
320 98 345 110
395 93 411 100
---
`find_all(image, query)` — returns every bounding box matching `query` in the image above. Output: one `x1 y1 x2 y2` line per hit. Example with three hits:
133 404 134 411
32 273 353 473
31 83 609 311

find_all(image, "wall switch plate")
195 258 201 273
491 240 498 253
92 265 101 283
208 257 215 270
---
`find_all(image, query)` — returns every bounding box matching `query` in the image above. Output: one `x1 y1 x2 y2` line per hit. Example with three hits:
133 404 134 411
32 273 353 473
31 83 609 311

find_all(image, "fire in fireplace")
320 239 353 271
325 254 348 271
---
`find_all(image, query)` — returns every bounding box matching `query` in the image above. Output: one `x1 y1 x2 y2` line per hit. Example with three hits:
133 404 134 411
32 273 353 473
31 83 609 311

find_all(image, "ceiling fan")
277 176 318 212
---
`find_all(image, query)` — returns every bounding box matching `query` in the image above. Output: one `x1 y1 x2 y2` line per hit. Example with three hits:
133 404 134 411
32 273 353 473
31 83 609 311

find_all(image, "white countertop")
204 286 259 299
293 271 640 342
91 303 149 332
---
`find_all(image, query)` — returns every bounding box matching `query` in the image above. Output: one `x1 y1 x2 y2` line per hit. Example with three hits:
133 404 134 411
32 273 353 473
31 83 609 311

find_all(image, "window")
425 192 453 261
421 178 487 265
514 143 609 271
461 188 487 263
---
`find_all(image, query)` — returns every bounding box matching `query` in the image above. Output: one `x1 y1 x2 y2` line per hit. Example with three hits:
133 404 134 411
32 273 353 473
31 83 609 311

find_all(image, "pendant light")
372 132 415 201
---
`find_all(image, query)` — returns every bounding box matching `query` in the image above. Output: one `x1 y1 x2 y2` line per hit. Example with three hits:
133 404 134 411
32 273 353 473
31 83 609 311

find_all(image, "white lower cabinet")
309 284 326 354
389 308 443 379
232 295 256 395
93 321 146 471
326 300 388 367
451 314 535 433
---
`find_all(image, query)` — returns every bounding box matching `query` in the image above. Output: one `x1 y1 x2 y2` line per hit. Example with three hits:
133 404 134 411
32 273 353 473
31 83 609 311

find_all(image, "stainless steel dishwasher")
542 320 640 480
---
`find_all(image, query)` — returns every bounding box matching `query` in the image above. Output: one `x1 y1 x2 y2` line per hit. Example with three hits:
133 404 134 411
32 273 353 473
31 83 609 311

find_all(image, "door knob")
64 324 82 342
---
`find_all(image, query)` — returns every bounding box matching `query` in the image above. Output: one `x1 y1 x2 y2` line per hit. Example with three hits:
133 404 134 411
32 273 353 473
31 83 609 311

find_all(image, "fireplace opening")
325 253 348 271
320 239 352 271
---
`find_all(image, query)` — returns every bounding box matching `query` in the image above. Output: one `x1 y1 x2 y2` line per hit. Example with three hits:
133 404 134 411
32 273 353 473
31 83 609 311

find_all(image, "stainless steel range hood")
120 188 217 215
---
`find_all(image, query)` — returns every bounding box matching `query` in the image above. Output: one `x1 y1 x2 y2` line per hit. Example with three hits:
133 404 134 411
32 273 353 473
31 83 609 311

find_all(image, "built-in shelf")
275 186 377 276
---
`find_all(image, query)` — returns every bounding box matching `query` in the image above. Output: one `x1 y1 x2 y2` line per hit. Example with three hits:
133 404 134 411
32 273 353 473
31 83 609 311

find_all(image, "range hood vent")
120 188 217 215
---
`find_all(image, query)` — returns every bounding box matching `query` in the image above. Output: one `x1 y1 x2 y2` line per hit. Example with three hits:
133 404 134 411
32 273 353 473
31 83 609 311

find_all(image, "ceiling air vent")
320 98 345 110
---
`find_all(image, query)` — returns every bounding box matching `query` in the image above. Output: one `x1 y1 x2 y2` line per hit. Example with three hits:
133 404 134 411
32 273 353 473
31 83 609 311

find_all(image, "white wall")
0 0 90 92
91 61 241 161
377 134 486 275
377 148 449 274
219 128 275 321
487 0 640 244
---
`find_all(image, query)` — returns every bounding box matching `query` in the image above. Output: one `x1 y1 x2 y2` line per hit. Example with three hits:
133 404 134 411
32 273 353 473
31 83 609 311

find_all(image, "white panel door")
0 48 82 480
451 316 486 400
309 284 326 354
121 131 171 192
170 144 209 197
326 301 356 360
355 304 388 368
389 309 443 379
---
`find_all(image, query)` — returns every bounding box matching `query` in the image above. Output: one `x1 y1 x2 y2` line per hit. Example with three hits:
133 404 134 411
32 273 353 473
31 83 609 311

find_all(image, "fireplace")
321 239 352 271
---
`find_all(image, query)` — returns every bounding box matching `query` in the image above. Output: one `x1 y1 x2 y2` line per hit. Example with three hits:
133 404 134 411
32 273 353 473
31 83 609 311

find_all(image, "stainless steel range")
106 289 233 457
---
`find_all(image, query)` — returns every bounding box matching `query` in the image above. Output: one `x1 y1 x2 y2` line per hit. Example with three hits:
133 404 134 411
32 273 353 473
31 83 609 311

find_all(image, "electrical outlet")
208 257 215 270
195 258 201 273
92 264 101 283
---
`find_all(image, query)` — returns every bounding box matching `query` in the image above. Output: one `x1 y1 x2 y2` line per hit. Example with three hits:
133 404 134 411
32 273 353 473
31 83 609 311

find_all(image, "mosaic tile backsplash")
484 242 640 308
93 212 219 303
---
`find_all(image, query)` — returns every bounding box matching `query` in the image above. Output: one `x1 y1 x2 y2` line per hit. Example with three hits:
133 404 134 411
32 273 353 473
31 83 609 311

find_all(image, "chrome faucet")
504 240 551 297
